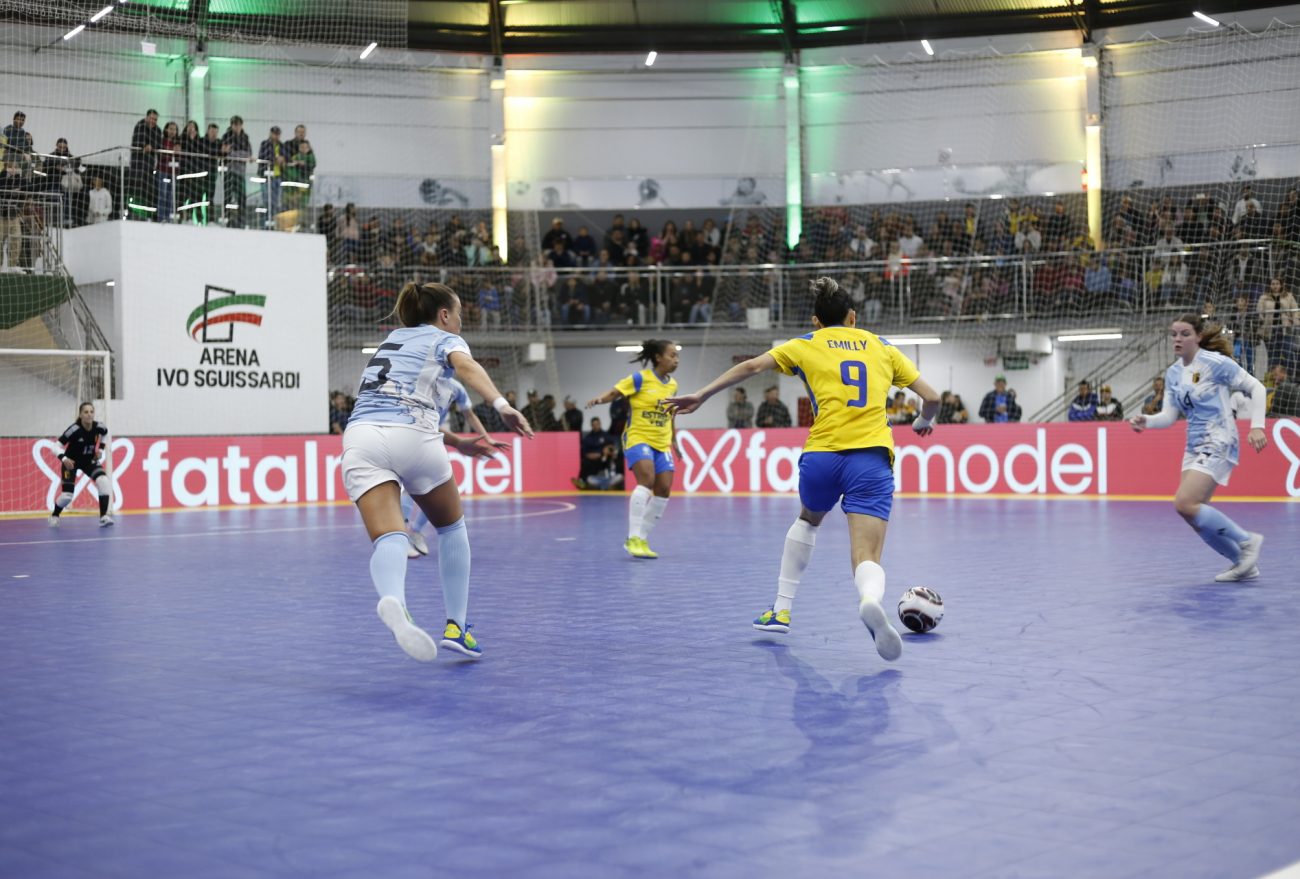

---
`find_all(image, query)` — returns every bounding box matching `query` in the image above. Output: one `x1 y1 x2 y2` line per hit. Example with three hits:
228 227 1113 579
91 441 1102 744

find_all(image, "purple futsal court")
2 496 1298 879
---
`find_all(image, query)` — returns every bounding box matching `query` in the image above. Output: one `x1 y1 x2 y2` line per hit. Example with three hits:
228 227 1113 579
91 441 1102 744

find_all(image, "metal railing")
322 238 1299 339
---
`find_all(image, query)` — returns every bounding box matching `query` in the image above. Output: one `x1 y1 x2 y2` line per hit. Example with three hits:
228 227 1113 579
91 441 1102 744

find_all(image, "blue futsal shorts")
798 447 894 521
625 443 675 474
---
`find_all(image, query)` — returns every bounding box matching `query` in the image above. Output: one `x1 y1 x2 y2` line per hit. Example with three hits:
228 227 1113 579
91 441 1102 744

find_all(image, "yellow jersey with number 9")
767 325 920 453
614 369 678 451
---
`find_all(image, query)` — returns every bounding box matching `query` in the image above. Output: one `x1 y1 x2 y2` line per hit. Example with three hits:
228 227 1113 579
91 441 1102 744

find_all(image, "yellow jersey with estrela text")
615 369 678 452
768 326 920 453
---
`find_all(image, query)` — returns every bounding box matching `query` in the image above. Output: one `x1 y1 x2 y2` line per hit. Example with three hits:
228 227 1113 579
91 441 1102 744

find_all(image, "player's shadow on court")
1170 582 1266 630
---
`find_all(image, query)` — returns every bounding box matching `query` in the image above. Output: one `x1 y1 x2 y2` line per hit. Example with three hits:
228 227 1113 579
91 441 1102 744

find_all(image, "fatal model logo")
186 285 268 343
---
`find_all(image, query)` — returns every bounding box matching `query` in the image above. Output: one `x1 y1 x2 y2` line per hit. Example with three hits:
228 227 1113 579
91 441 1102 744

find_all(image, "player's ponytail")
1175 312 1234 358
631 339 673 368
393 282 458 328
810 276 853 326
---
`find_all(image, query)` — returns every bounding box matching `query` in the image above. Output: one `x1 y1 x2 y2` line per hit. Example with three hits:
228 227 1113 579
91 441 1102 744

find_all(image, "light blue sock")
370 531 410 603
1191 505 1247 563
436 518 471 627
410 507 429 532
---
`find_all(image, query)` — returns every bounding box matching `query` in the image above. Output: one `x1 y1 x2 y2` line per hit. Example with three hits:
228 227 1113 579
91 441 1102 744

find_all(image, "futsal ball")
897 587 944 634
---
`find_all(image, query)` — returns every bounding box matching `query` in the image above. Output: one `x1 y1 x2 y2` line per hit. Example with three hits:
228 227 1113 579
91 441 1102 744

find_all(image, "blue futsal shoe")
753 607 791 633
440 620 483 659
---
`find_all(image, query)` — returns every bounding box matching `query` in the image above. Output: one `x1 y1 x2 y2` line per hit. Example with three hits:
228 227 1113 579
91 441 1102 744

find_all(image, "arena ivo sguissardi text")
156 347 301 389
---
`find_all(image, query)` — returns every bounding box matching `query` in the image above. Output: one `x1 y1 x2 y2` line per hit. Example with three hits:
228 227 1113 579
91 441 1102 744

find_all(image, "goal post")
0 348 114 518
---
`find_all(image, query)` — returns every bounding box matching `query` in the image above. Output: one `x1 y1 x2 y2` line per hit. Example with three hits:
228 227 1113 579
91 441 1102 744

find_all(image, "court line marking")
0 501 576 547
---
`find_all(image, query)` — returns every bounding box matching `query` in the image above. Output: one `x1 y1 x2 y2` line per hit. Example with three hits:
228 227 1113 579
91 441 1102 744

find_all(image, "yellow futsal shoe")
636 537 658 559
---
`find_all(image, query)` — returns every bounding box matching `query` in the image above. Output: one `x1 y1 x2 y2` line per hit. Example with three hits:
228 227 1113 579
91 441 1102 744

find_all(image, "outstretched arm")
666 354 778 415
462 404 508 451
586 387 624 408
448 350 533 438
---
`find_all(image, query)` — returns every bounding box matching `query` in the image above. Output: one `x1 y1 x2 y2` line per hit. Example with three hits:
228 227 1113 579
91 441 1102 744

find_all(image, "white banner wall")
113 223 328 435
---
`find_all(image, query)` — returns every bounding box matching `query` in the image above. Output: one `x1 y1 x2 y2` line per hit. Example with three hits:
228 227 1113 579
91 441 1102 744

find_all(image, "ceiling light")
63 24 86 41
1057 333 1123 342
91 5 115 22
614 345 640 353
361 347 378 354
645 50 657 67
921 39 934 56
360 41 378 60
887 336 942 345
1192 10 1220 26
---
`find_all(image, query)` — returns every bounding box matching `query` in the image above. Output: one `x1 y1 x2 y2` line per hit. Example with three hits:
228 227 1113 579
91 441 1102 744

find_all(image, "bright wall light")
63 24 86 41
921 39 934 56
191 64 208 79
888 336 942 345
91 5 115 23
645 50 657 67
1192 11 1220 26
361 347 378 354
360 41 378 60
1057 332 1123 342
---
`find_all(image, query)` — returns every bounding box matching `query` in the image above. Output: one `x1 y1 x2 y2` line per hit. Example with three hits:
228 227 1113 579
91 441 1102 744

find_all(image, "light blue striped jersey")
440 378 472 428
1162 349 1253 465
347 325 471 433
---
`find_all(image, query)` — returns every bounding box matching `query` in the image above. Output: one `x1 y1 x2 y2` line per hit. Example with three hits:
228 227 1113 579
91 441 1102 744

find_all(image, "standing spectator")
949 393 971 424
156 121 180 222
220 115 252 228
1068 380 1099 421
755 385 792 428
537 394 562 432
1268 364 1300 416
979 375 1021 423
198 123 222 224
608 393 630 437
1015 219 1042 254
561 396 583 431
1258 277 1299 371
316 203 337 258
284 139 315 214
48 137 79 227
258 125 286 225
86 177 112 225
472 390 508 434
1095 384 1124 421
726 387 754 428
1141 376 1165 415
338 202 361 261
1226 293 1260 376
2 111 33 166
1231 184 1262 226
178 121 203 221
285 124 310 159
129 109 161 217
0 162 21 269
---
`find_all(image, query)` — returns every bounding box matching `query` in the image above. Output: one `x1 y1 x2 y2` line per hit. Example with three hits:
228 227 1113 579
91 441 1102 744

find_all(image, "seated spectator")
1083 253 1113 303
1015 220 1042 253
1095 384 1124 421
979 375 1021 423
887 391 916 425
949 394 970 423
1141 376 1165 415
472 390 508 433
755 385 792 428
559 276 590 324
539 394 563 431
573 416 616 488
329 391 350 434
937 391 960 424
572 226 597 265
1068 381 1100 421
541 216 570 252
477 279 503 328
1269 364 1300 416
727 388 754 428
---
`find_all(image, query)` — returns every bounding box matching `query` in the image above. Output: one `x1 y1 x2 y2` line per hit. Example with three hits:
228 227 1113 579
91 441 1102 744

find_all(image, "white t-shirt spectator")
1232 196 1262 225
1014 228 1042 253
88 187 113 224
898 233 924 259
1152 234 1184 265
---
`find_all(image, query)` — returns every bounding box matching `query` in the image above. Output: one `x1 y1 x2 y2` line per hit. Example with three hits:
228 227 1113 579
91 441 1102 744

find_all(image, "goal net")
0 348 113 517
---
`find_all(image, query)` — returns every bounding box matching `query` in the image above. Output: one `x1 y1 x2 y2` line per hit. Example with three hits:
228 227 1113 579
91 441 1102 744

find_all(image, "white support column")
490 66 508 260
783 61 803 251
1083 47 1102 248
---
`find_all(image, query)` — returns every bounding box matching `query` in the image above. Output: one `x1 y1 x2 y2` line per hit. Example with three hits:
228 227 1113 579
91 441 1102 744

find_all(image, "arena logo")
187 285 267 343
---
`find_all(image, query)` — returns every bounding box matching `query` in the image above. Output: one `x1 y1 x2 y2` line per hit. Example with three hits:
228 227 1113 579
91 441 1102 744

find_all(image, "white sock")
641 496 669 541
628 485 652 539
774 519 818 613
853 560 886 606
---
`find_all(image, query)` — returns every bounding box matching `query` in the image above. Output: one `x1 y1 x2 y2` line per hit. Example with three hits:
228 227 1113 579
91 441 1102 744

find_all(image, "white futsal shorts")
341 423 453 502
1182 448 1234 486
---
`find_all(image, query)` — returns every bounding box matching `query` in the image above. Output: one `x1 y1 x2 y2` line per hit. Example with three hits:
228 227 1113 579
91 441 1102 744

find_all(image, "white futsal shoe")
1215 533 1263 582
408 530 430 556
858 599 903 662
48 515 59 528
99 514 114 527
376 596 438 662
1215 564 1260 583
